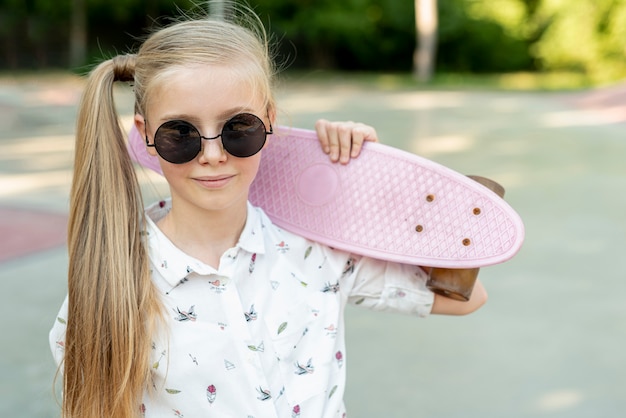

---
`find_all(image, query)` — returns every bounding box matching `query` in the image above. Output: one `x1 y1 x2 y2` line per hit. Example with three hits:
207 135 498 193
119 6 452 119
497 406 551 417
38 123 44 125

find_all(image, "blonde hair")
63 5 276 417
135 7 277 119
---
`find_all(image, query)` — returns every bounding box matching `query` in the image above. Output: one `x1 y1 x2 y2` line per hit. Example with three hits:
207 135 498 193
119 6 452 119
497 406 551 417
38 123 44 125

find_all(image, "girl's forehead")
155 65 249 95
146 65 268 118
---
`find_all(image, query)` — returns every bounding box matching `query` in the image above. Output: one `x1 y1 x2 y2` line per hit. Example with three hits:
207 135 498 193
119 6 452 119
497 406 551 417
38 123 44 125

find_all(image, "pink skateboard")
128 126 524 268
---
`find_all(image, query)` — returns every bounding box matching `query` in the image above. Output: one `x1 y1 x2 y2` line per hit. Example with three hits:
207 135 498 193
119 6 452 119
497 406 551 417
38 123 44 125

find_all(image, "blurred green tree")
254 0 416 70
0 0 624 83
0 0 191 69
436 0 535 72
0 0 71 68
530 0 626 82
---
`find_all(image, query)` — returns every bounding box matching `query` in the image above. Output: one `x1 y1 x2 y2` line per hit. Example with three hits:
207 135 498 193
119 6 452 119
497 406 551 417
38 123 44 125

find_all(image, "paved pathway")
1 73 625 417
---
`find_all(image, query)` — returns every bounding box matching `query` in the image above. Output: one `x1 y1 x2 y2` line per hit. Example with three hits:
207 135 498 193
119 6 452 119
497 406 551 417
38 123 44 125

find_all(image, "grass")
279 69 617 92
1 68 621 92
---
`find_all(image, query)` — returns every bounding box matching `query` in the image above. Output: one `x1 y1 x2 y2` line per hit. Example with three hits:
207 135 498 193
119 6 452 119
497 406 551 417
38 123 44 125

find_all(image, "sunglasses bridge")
196 132 229 141
183 124 274 144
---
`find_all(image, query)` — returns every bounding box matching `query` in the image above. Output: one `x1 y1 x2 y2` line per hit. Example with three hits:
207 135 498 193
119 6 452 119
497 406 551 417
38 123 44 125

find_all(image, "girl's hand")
315 119 379 164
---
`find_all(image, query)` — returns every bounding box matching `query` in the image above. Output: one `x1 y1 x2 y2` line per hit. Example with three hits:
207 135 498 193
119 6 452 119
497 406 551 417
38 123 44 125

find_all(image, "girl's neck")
156 201 248 268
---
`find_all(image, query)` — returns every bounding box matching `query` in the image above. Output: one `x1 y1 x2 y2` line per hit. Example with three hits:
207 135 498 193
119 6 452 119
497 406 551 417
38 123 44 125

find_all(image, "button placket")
218 271 277 415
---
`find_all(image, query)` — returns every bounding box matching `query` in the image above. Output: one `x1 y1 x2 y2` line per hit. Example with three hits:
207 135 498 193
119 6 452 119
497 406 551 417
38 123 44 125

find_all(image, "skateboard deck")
128 125 524 268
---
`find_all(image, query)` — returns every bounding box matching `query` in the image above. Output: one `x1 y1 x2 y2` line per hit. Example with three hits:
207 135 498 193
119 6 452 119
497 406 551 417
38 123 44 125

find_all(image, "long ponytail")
62 3 279 415
64 55 160 417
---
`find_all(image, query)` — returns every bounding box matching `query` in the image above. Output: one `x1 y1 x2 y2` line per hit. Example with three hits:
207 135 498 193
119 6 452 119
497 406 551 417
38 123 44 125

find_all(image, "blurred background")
1 0 626 417
2 0 626 87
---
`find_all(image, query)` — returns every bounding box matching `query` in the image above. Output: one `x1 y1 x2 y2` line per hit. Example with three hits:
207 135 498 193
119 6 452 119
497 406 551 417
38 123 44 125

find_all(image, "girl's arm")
431 279 488 315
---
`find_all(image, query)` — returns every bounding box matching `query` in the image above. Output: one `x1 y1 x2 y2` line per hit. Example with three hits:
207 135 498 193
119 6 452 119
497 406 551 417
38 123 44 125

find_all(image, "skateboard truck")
425 175 506 301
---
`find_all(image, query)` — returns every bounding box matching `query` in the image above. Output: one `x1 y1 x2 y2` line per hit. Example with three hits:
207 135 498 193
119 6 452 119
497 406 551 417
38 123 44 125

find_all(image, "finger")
315 119 331 155
348 124 365 160
350 124 379 159
325 122 341 162
338 122 355 164
364 125 379 143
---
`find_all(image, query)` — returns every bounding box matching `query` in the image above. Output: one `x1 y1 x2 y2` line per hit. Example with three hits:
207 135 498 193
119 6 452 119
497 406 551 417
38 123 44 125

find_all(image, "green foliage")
435 0 626 81
0 0 192 69
0 0 625 83
530 0 626 82
436 0 535 72
0 0 72 67
254 0 416 70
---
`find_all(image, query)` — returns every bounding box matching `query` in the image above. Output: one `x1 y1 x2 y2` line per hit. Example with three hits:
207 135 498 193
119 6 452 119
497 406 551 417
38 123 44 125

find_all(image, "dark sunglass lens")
154 121 201 164
221 113 267 158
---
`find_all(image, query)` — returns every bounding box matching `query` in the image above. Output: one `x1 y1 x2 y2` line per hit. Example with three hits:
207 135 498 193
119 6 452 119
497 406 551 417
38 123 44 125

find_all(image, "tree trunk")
69 0 87 69
210 0 226 19
413 0 438 83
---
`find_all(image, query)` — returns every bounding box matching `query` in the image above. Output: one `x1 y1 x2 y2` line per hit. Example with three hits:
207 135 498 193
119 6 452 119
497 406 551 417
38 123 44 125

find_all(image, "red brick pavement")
568 82 626 108
0 207 68 263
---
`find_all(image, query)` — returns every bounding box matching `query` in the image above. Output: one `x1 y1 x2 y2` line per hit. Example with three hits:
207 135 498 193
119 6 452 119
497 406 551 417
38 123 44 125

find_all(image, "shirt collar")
239 202 266 255
144 200 266 287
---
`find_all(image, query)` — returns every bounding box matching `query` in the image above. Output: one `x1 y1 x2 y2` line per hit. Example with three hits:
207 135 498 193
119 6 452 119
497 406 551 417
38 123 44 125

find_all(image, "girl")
50 4 487 418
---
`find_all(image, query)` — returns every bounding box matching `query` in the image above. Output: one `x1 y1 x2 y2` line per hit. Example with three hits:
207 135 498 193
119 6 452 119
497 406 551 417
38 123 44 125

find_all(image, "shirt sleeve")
49 295 68 369
343 256 434 318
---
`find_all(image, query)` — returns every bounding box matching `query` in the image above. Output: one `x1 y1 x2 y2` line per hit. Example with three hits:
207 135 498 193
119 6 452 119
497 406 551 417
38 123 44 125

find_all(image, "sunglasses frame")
144 112 273 163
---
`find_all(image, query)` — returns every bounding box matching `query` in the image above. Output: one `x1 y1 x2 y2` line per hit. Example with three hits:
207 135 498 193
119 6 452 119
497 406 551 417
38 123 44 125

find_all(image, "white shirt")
50 200 434 417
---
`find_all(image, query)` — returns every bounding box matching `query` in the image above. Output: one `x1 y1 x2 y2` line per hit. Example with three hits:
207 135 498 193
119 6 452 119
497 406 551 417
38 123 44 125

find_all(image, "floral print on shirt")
49 200 434 417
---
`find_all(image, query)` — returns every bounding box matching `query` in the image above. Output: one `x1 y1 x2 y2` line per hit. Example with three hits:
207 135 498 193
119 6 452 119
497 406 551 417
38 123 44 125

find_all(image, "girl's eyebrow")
158 107 257 124
215 107 257 120
157 114 199 124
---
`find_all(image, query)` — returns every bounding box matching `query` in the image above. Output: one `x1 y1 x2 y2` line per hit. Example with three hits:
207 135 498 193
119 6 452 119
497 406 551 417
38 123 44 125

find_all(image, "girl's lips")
193 175 235 189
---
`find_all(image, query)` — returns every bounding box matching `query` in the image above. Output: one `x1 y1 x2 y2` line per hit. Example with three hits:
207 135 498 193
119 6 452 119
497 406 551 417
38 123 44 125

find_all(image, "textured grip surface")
249 127 524 268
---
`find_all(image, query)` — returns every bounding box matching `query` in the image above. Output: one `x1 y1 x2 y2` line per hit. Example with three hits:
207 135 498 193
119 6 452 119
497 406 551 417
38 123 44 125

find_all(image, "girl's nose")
198 137 227 164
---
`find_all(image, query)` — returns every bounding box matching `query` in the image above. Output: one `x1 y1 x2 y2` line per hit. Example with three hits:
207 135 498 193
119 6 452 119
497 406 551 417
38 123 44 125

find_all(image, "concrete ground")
1 73 625 417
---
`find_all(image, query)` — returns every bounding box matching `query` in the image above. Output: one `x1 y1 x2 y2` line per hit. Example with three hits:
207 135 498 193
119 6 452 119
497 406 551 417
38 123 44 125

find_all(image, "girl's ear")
263 107 276 150
268 106 276 127
134 114 157 157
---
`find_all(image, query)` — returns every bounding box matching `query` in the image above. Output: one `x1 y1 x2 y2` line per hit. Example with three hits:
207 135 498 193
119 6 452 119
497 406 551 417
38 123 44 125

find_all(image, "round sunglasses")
145 113 273 164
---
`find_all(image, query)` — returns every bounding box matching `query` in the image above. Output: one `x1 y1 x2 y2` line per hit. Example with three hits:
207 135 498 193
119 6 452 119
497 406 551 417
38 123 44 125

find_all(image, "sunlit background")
1 1 625 417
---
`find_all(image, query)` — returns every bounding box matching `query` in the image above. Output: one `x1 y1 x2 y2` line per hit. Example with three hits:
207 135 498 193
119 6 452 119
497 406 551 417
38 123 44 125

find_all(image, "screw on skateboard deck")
426 175 506 301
